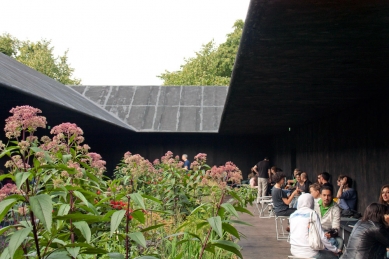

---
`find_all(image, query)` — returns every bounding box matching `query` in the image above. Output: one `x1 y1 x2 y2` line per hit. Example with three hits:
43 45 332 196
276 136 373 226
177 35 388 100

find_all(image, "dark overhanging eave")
0 82 136 133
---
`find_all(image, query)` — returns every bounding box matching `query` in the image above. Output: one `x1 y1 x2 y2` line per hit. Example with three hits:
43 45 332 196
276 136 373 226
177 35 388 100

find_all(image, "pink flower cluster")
194 153 207 164
121 151 156 178
205 161 243 186
0 183 21 201
4 155 30 171
4 105 47 139
161 151 174 164
87 152 106 176
50 123 84 143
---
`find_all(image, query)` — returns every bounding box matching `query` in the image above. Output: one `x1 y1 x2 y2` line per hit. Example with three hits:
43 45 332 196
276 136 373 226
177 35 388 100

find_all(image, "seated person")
290 193 341 259
309 183 321 203
319 172 334 193
271 172 299 216
248 173 258 188
286 168 301 188
336 175 357 215
340 203 389 259
296 172 311 193
314 185 343 249
378 184 389 206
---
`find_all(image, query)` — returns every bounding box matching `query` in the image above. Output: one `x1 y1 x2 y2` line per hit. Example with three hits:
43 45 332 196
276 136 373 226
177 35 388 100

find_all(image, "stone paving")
235 204 290 259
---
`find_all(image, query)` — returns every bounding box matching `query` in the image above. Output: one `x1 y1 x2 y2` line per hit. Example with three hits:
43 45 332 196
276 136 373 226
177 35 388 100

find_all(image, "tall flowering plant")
0 106 112 259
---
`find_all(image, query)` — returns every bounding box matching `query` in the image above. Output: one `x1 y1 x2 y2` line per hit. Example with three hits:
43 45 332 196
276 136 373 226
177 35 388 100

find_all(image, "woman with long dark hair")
379 184 389 206
340 203 389 259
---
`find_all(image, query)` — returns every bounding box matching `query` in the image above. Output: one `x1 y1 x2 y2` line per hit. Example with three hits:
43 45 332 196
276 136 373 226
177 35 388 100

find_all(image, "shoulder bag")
309 211 324 250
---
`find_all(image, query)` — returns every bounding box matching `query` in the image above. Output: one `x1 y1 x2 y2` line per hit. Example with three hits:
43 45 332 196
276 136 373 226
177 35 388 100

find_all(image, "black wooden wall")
272 98 389 212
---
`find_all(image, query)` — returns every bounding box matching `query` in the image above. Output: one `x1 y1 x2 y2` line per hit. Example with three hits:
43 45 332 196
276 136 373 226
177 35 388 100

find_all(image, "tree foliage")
0 33 81 85
158 19 244 86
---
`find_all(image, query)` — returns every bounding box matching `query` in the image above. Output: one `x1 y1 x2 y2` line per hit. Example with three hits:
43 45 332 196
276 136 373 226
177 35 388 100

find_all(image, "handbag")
308 211 324 250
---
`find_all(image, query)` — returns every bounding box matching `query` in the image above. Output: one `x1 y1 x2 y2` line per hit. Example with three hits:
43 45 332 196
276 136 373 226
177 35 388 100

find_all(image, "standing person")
340 203 389 259
181 154 190 171
336 175 357 216
253 157 270 201
314 186 343 249
378 184 389 206
290 193 341 259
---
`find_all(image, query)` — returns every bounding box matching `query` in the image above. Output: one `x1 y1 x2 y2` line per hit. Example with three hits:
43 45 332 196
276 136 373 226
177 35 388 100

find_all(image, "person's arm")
282 188 299 205
331 206 341 234
336 184 344 198
252 165 258 174
313 212 340 253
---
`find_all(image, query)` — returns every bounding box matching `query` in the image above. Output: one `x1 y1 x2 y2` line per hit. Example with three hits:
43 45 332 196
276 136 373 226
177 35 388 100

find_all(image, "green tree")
0 33 81 85
158 19 244 86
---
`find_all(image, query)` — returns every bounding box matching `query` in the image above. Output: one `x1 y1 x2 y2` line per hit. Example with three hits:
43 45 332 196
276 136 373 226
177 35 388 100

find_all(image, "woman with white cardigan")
289 193 342 259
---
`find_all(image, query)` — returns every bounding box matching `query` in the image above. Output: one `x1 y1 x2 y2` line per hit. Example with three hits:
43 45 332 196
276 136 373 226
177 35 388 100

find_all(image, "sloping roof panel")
0 53 135 131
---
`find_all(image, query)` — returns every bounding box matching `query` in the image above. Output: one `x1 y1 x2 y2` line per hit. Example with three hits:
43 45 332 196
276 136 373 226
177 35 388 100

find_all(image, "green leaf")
129 232 146 248
14 172 31 189
0 198 18 222
130 193 145 210
57 204 71 216
73 221 91 243
110 210 126 237
140 223 165 232
62 154 72 164
131 210 145 224
66 247 80 258
189 203 209 215
141 194 162 204
0 225 12 235
0 247 10 259
8 227 32 259
135 256 159 259
73 191 89 206
225 219 252 226
222 223 240 239
45 251 71 259
30 194 52 233
228 191 243 204
108 253 123 259
0 174 15 182
234 206 254 216
204 243 215 254
196 221 209 230
207 216 223 237
221 203 239 217
81 248 107 254
210 240 242 259
55 213 104 223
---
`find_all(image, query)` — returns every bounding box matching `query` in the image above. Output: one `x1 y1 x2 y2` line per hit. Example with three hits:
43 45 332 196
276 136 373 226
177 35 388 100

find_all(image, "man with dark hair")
319 172 334 193
271 171 299 216
314 185 342 248
253 157 270 201
181 154 190 170
336 175 357 215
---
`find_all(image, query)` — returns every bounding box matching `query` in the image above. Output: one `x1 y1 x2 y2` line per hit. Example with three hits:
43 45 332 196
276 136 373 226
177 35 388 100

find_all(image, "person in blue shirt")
336 175 357 216
182 154 190 170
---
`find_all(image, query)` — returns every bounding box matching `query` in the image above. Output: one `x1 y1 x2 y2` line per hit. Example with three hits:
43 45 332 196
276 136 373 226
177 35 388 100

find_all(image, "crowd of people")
249 157 389 259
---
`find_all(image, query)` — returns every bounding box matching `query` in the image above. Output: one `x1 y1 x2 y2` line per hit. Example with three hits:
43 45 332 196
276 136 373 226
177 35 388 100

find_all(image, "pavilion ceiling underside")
220 0 389 135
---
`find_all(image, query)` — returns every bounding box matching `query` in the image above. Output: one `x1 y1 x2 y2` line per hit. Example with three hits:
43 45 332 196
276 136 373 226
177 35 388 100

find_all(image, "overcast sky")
1 0 250 85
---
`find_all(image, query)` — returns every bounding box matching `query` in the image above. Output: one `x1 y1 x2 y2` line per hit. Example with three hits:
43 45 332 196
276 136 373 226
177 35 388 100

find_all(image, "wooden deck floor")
236 204 290 259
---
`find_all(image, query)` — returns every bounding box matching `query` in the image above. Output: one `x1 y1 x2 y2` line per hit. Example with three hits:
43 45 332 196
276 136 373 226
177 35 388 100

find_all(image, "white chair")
255 196 274 218
275 215 289 240
288 256 315 259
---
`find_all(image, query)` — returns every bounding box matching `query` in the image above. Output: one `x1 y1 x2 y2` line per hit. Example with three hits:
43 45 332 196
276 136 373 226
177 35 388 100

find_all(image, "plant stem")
26 181 41 259
198 191 225 259
69 190 75 243
125 195 131 259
